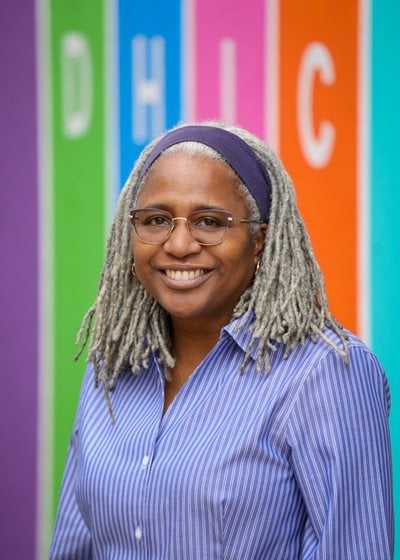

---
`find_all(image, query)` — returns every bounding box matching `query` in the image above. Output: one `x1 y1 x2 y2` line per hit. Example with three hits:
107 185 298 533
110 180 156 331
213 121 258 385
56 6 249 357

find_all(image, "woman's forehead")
148 148 237 179
136 151 247 211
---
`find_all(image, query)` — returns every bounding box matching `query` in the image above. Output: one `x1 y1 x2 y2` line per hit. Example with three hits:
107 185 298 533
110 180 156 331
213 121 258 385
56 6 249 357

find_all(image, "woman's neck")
170 315 229 372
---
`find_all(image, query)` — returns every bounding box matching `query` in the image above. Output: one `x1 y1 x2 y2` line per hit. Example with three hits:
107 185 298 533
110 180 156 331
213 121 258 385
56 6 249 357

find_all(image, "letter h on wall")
132 35 166 144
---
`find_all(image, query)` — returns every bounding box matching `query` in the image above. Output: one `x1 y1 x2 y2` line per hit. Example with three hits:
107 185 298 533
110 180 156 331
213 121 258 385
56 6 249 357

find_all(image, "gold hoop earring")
131 262 137 278
254 260 260 278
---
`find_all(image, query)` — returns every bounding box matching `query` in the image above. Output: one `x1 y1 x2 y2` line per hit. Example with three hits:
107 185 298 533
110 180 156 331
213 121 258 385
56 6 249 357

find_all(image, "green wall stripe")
50 0 107 516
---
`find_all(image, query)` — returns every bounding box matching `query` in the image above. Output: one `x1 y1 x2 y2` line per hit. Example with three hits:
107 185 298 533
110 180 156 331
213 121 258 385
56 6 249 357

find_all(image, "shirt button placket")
141 455 150 469
136 454 151 550
135 526 143 541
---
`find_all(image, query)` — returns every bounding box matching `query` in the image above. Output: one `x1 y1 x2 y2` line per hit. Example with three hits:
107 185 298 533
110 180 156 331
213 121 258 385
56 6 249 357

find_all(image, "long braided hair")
75 121 348 415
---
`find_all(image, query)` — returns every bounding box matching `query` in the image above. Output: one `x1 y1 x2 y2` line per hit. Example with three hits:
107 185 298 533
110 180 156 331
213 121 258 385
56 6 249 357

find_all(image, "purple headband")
138 125 271 221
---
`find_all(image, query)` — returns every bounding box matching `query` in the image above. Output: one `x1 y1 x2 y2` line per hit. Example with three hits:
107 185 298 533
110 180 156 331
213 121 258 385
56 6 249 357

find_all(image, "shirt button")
141 455 150 468
135 527 143 541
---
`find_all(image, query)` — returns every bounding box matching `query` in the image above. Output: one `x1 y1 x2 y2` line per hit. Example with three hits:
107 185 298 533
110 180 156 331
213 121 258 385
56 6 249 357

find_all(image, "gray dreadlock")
75 121 348 416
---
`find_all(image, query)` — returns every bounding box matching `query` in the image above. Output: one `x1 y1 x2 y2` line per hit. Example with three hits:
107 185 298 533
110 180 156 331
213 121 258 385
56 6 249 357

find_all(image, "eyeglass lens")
130 209 232 245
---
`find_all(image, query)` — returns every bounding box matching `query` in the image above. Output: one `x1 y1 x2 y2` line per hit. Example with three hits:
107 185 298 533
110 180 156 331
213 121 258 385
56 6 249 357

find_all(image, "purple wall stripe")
0 1 39 559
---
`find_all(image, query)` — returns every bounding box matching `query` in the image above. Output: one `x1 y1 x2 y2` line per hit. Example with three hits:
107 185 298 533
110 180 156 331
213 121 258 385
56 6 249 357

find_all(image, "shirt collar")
221 313 260 362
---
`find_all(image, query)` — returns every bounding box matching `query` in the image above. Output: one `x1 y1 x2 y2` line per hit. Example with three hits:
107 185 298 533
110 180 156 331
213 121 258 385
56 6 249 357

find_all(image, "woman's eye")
145 215 170 226
195 216 224 228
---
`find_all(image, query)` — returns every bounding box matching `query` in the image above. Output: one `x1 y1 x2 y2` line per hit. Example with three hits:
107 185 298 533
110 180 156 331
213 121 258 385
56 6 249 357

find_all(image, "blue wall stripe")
118 0 182 187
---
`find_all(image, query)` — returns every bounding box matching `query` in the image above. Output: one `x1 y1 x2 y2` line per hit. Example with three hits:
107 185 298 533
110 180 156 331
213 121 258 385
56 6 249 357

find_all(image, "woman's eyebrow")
139 203 171 210
139 203 228 212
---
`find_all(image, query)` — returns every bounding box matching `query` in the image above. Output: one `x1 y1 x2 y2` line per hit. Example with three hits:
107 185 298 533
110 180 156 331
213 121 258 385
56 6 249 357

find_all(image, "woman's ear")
254 223 267 263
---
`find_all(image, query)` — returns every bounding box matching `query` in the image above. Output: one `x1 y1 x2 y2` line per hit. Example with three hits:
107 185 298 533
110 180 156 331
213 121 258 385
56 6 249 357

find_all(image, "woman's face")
132 151 266 327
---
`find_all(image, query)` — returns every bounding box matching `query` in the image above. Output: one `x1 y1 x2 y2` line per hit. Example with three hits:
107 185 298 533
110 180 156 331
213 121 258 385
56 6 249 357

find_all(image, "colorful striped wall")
1 1 398 558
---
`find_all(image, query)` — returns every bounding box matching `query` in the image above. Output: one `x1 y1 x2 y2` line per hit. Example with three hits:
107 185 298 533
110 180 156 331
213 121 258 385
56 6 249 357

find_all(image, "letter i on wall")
193 0 267 139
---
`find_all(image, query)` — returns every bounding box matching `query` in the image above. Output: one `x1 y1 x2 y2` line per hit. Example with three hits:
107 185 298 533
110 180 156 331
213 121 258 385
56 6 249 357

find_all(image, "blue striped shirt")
49 319 393 559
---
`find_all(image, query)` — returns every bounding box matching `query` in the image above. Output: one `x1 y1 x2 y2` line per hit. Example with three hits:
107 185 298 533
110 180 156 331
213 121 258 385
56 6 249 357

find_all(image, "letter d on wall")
61 32 93 138
297 41 336 169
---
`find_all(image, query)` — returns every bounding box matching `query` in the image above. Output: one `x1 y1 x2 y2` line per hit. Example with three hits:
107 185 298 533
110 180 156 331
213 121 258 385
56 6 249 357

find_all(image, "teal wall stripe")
371 1 400 557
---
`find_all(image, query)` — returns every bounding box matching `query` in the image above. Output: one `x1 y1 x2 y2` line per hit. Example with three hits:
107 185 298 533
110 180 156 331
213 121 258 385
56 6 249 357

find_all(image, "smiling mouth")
164 269 207 281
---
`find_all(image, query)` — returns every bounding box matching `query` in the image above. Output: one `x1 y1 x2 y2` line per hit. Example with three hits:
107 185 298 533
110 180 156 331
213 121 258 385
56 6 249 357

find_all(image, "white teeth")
165 269 205 281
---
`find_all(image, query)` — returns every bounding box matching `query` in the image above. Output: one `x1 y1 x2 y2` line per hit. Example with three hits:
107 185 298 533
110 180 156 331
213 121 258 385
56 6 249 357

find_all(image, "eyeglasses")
129 208 264 246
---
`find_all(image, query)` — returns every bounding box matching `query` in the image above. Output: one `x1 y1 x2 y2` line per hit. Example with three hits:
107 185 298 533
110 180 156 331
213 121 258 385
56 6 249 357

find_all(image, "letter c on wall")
297 41 336 169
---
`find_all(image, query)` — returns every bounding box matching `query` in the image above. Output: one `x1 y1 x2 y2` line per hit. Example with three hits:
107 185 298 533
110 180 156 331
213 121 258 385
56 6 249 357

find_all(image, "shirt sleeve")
49 369 93 559
286 345 393 559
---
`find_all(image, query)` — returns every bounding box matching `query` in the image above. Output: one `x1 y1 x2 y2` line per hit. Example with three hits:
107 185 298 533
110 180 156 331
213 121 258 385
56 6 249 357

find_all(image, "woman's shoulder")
270 326 388 398
293 327 390 410
321 327 385 375
294 326 383 368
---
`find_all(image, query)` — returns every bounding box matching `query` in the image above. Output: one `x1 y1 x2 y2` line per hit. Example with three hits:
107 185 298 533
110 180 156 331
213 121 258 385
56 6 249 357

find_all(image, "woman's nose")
163 218 201 256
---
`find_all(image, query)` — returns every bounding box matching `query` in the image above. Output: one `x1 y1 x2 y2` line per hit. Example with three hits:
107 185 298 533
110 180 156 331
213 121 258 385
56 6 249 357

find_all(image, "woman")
50 123 393 559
